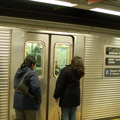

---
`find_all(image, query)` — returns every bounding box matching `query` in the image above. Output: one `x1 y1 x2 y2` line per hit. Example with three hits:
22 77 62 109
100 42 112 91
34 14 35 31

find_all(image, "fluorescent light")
30 0 77 7
90 8 120 16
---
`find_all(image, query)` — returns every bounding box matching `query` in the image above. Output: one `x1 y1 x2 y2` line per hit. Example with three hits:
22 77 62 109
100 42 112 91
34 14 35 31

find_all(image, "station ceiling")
0 0 120 30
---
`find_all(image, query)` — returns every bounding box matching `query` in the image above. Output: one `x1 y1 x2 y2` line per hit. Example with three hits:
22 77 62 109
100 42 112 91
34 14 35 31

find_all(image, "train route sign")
105 46 120 77
106 58 120 65
106 47 120 55
105 68 120 77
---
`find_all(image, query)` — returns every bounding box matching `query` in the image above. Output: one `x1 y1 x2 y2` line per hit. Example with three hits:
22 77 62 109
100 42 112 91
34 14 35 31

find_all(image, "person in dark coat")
53 56 85 120
13 56 41 120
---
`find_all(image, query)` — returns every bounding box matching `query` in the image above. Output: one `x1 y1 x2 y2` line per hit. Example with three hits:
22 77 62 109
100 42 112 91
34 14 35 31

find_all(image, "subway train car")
0 15 120 120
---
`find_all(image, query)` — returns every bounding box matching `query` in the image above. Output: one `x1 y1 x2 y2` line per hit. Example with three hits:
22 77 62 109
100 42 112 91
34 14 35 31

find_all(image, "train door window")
25 41 45 77
54 43 72 77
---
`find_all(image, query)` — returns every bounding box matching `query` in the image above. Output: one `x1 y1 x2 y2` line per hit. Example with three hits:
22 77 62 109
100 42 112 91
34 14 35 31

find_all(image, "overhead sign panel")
88 0 104 4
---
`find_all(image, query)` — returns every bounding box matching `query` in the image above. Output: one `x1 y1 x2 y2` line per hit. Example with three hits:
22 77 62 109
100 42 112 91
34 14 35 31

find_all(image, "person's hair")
20 56 36 69
71 56 85 78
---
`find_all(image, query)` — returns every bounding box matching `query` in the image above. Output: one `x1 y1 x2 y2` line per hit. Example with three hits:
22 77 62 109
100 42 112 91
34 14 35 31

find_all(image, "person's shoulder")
66 65 71 69
29 70 37 75
62 65 71 72
28 71 39 80
26 67 37 76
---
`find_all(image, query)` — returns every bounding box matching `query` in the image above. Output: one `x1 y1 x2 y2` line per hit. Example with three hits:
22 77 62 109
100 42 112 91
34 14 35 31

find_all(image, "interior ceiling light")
90 8 120 16
29 0 77 7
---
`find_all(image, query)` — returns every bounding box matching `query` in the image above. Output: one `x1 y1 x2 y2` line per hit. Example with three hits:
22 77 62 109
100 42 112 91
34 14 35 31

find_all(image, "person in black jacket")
13 56 41 120
53 56 85 120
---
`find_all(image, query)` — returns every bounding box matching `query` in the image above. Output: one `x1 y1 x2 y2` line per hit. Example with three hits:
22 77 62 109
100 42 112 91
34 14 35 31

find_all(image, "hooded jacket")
13 66 41 110
53 65 82 108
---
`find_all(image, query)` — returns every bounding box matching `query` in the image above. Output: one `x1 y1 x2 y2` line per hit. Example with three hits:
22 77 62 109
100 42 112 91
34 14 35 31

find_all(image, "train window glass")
54 43 72 77
25 41 44 77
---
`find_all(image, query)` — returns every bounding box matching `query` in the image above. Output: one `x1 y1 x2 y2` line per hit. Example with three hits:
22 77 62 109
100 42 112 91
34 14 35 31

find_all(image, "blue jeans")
61 107 77 120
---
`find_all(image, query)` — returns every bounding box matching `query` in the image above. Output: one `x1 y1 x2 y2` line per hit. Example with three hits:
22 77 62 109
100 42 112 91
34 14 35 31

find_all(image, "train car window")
54 43 72 77
25 41 44 77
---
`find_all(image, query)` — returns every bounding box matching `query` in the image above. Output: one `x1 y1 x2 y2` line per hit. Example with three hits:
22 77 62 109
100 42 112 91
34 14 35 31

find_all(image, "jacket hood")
15 66 31 78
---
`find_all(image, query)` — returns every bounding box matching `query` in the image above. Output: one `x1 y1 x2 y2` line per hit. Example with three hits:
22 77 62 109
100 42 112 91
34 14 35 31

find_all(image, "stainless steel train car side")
0 16 120 120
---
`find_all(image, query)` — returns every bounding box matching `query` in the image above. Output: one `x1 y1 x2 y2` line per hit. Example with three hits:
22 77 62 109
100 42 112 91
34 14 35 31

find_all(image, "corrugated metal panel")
84 36 104 79
82 36 120 120
0 29 11 120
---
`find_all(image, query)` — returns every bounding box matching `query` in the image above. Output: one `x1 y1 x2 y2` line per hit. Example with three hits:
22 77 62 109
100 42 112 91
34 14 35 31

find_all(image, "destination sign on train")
106 47 120 55
105 68 120 77
106 58 120 65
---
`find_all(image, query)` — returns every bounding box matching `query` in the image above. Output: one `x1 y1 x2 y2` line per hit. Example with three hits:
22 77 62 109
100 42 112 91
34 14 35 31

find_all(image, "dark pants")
15 109 38 120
